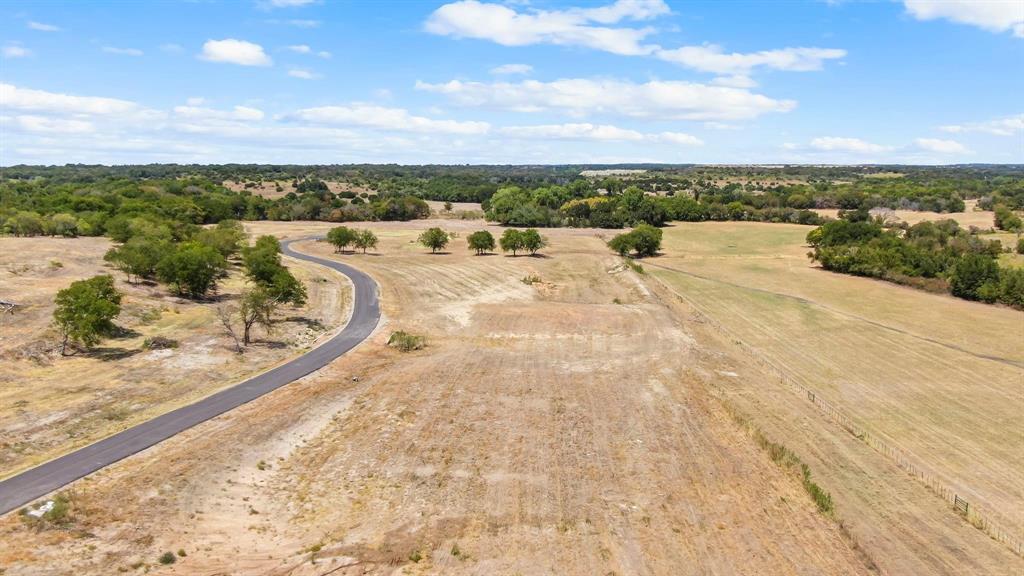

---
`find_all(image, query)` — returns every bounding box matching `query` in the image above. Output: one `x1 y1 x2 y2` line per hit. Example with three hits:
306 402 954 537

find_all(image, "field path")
0 238 380 516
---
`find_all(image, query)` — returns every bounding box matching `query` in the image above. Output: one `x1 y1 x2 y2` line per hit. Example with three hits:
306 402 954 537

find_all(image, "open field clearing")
0 236 350 478
223 180 373 200
813 199 998 228
647 221 1023 573
0 221 874 575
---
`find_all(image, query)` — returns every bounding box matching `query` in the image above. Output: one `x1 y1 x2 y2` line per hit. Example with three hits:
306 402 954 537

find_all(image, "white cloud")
500 123 644 141
425 0 666 56
174 105 265 121
656 45 846 75
267 0 317 6
103 46 144 56
914 138 969 154
160 43 184 53
711 75 757 88
2 44 31 58
491 63 533 75
28 21 60 32
904 0 1024 38
199 39 272 66
186 97 206 106
940 113 1024 136
809 136 892 153
317 50 331 58
415 78 796 121
287 19 321 27
286 44 311 53
0 83 142 116
656 131 704 146
288 68 322 80
9 115 95 134
287 104 491 135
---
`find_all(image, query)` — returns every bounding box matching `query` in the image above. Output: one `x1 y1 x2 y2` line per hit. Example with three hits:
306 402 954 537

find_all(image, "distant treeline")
808 210 1023 309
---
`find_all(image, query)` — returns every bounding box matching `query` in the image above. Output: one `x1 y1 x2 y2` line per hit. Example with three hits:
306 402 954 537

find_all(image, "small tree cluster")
237 235 308 345
53 275 123 355
499 228 547 256
994 205 1022 233
156 242 227 298
607 224 663 258
418 227 450 253
466 230 496 255
327 226 378 253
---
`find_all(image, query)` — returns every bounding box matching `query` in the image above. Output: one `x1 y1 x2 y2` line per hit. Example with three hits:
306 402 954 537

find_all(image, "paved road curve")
0 238 380 516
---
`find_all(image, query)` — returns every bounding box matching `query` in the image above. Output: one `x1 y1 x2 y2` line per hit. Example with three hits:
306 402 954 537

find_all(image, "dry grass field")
647 221 1023 574
0 220 876 575
222 180 373 200
0 235 350 478
1 218 1020 575
813 199 997 229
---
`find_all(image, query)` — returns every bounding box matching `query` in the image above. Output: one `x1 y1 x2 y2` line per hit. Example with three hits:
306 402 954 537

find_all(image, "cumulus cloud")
655 45 846 75
415 78 796 121
200 39 272 66
711 75 757 88
103 46 144 56
2 44 31 58
0 83 142 116
174 105 265 121
288 69 322 80
28 21 60 32
940 113 1024 136
914 138 969 154
8 115 95 134
809 137 892 153
287 104 491 135
500 123 644 141
425 0 666 56
490 63 533 75
904 0 1024 38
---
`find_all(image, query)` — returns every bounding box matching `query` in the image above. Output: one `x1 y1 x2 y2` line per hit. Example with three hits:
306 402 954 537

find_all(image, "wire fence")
651 272 1024 558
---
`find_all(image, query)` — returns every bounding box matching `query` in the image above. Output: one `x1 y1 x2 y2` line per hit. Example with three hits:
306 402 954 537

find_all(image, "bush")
158 551 177 565
388 331 425 352
142 336 179 350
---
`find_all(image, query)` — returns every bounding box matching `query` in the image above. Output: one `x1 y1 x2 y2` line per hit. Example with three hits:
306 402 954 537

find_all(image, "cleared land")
813 199 997 228
223 180 373 200
0 221 873 575
0 235 350 478
647 221 1023 574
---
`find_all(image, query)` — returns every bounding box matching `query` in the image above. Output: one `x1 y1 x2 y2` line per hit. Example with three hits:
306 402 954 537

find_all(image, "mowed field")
0 220 874 575
646 222 1023 574
0 236 350 478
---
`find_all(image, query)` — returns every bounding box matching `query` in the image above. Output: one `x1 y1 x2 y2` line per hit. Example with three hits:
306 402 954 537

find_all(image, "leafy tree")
243 236 285 284
418 227 449 253
994 205 1022 232
104 235 173 283
1017 237 1024 255
353 229 378 253
499 229 524 256
3 211 45 236
467 230 496 255
327 226 358 253
157 241 227 298
238 268 307 345
520 228 548 255
608 224 663 258
196 220 247 258
47 214 80 237
486 187 533 224
949 253 1000 300
53 275 122 354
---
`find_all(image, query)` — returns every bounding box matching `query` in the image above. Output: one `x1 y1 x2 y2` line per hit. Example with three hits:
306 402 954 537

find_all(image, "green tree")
196 220 247 258
486 187 532 224
994 205 1022 232
607 224 662 258
353 229 378 253
53 275 123 354
418 227 449 253
520 228 548 255
47 214 80 237
467 230 496 255
104 236 172 283
238 269 307 345
327 226 358 253
949 253 1000 300
243 236 285 284
3 211 45 236
157 241 227 298
499 229 524 256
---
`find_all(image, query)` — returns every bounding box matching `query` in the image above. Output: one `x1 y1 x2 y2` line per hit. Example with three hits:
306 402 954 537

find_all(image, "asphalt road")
0 238 380 517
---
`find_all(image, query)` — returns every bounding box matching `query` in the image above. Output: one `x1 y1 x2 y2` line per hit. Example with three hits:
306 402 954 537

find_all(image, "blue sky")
1 0 1021 165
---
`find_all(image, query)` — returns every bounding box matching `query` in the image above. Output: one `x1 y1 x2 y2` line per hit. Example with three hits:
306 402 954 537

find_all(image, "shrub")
158 551 177 565
142 336 179 350
388 331 425 352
